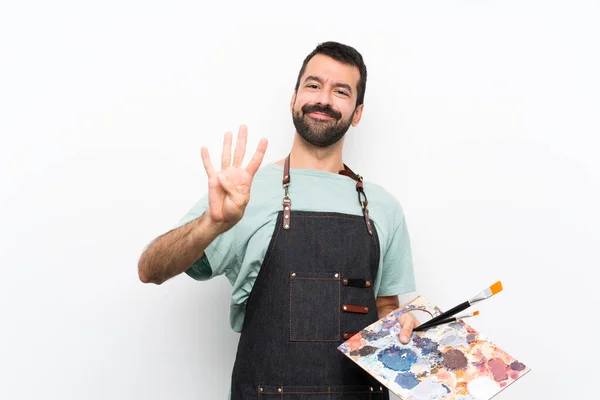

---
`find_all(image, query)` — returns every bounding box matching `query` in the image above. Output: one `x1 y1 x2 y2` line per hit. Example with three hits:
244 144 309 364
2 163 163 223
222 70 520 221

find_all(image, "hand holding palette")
337 295 530 399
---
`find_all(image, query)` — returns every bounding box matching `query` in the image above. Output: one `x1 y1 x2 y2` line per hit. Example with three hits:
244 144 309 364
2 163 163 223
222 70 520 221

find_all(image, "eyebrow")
304 75 353 94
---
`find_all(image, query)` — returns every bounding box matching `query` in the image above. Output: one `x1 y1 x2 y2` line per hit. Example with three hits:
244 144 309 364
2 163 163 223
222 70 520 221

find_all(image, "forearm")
137 213 224 285
377 304 398 319
376 295 401 319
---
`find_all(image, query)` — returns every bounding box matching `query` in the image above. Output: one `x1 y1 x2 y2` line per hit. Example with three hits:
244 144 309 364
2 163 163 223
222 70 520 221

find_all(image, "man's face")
291 54 363 148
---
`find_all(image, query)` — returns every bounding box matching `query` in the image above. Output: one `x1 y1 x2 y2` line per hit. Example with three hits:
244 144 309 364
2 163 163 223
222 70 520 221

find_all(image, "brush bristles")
490 281 503 295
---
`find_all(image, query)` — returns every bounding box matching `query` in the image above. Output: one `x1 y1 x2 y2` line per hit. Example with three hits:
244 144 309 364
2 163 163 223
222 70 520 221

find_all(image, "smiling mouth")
307 112 335 121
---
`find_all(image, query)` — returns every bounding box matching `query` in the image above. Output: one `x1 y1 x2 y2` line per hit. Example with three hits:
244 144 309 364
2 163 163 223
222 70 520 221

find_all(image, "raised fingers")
221 131 233 169
233 125 248 167
245 137 268 177
201 146 216 179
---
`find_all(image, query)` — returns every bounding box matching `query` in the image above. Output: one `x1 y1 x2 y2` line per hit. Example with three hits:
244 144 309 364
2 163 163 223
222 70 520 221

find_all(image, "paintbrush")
414 281 503 332
414 311 480 331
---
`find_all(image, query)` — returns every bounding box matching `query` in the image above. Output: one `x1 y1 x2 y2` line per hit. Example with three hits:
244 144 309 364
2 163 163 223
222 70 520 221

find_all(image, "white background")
1 1 599 399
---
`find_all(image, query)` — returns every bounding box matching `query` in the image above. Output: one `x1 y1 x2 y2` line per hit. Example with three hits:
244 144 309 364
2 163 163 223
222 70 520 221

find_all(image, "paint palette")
337 296 530 399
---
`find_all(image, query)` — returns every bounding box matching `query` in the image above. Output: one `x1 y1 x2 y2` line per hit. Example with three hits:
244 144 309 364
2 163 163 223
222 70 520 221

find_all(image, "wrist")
197 212 230 239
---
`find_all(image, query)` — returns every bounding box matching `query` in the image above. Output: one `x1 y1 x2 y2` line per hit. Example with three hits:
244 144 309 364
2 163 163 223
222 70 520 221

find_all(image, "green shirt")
178 163 416 332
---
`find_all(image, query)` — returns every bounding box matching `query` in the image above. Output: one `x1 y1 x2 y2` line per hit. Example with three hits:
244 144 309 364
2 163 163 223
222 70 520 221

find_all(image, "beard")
292 103 355 148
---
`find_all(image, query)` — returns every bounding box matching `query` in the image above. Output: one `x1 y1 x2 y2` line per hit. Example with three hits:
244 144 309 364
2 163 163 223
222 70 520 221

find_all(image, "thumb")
399 315 415 344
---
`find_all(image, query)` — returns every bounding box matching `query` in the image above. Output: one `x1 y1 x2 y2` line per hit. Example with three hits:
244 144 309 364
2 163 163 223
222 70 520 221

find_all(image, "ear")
290 91 297 113
351 104 364 126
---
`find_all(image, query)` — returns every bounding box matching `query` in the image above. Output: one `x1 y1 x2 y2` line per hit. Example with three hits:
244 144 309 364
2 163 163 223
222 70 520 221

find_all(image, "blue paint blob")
412 336 439 356
350 346 378 357
395 372 420 389
381 318 397 330
449 322 463 330
377 346 417 372
363 330 388 341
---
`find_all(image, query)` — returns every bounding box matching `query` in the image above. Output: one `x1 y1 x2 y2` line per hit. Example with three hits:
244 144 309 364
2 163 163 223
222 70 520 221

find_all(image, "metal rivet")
334 273 339 278
380 387 383 391
364 307 369 312
343 305 347 311
366 280 371 287
259 387 263 392
284 215 289 219
284 224 289 228
370 387 374 391
285 206 289 210
291 272 296 277
277 387 282 393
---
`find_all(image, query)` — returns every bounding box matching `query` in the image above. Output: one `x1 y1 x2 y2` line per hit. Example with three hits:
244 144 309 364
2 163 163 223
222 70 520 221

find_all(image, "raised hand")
200 125 268 232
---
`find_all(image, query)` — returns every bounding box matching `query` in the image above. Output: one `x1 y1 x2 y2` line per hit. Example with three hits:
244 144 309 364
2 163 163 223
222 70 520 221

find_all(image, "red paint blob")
488 358 508 382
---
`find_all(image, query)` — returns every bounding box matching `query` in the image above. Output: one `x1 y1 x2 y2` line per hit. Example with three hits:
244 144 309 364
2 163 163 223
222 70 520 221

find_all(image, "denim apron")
230 155 389 399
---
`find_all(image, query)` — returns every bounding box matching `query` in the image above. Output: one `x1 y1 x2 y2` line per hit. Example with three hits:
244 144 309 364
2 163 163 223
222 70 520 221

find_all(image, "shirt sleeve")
176 195 242 281
377 212 417 296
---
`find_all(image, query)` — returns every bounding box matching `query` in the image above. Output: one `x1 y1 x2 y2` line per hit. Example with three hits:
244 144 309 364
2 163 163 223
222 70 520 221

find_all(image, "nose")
314 86 333 106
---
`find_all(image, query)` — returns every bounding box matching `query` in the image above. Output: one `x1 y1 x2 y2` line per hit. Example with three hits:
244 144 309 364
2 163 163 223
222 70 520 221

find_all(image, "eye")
306 84 319 89
336 90 349 96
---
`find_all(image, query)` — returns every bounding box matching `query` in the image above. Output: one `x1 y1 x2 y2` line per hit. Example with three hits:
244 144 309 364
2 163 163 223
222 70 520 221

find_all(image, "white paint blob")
410 378 450 399
467 376 500 398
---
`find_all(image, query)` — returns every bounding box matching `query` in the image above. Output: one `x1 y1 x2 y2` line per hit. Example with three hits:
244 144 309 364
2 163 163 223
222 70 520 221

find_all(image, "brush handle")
413 316 456 331
414 301 470 331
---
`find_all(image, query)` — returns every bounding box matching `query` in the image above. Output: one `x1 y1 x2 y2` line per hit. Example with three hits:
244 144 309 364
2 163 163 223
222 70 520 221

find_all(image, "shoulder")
252 162 284 186
362 179 405 214
244 163 284 213
361 178 408 235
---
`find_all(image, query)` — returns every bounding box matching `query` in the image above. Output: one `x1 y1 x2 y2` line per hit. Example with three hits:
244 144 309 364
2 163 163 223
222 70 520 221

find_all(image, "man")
138 41 419 399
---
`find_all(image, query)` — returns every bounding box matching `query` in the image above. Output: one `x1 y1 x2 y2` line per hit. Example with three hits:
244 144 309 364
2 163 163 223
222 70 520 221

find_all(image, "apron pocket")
289 271 341 342
258 384 385 399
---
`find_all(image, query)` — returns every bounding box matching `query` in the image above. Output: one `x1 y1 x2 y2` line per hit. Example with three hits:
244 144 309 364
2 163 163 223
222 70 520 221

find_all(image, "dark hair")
294 41 367 107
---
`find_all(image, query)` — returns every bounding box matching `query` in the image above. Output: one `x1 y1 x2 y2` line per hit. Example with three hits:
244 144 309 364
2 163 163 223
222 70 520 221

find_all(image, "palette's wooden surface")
337 296 530 400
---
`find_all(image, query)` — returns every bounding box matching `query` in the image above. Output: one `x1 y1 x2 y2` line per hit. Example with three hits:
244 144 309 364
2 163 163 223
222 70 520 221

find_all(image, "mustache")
301 104 341 120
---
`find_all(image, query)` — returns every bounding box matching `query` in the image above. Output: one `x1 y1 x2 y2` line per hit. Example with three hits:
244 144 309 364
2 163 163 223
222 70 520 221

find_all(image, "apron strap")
281 155 292 230
339 164 374 236
281 154 374 236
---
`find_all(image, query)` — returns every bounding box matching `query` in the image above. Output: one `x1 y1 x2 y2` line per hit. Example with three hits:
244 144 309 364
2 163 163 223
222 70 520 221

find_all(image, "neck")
276 133 345 173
